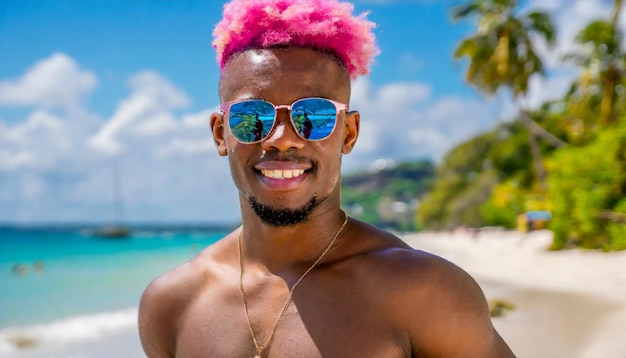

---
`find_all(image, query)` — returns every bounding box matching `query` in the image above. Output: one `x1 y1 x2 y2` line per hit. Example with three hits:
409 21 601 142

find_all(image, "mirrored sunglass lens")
228 100 275 142
291 98 337 140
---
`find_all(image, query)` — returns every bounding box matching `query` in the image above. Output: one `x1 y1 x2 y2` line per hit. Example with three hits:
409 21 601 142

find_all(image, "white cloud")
0 150 34 170
3 110 65 144
134 113 179 137
88 71 191 154
526 70 576 108
0 110 76 171
19 173 47 201
128 71 191 108
0 53 97 110
522 0 625 107
344 77 497 171
0 51 510 222
424 96 497 158
378 82 431 107
182 109 215 128
0 52 245 223
527 0 614 63
348 77 428 161
158 138 216 157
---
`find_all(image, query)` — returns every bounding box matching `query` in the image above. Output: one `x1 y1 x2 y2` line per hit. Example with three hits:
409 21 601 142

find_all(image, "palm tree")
565 0 624 127
452 0 564 189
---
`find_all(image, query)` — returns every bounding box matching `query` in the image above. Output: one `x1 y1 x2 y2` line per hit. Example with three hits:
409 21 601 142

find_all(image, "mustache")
259 149 311 164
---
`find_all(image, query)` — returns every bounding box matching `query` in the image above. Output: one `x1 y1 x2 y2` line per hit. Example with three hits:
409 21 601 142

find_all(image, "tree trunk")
516 109 548 191
519 110 566 147
527 125 547 191
600 67 618 126
516 104 558 191
611 0 623 27
599 0 623 126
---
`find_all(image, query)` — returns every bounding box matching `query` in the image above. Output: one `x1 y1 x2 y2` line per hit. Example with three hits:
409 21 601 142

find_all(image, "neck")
239 204 348 272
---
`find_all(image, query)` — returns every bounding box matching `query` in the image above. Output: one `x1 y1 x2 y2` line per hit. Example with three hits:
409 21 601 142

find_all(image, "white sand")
403 229 626 358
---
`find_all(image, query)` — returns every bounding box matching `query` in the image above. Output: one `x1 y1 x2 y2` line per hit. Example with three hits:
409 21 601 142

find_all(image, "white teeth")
261 169 305 179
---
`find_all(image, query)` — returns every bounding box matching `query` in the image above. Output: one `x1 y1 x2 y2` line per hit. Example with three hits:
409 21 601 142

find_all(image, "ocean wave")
0 308 138 355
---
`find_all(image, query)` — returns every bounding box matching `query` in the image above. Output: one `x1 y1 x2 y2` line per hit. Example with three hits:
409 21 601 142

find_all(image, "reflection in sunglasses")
220 97 347 143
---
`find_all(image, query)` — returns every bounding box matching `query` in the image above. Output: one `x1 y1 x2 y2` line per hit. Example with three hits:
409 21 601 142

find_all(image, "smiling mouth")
260 169 306 179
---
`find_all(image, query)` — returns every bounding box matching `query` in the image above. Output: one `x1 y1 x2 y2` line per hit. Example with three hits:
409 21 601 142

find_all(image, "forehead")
219 47 350 104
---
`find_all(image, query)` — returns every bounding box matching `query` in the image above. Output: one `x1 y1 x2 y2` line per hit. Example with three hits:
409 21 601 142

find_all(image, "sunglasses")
220 97 348 143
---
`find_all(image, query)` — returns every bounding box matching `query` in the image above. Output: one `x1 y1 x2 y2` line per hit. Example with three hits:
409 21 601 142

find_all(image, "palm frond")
562 52 593 67
526 11 556 46
453 38 478 59
575 20 615 47
452 3 482 21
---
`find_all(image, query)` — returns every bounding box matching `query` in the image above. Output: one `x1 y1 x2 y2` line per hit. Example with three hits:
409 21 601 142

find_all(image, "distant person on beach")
302 113 313 139
253 113 264 141
11 263 28 276
138 0 514 357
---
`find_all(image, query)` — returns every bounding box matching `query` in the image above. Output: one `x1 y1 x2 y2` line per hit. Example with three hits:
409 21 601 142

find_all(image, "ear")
210 112 228 156
342 111 360 154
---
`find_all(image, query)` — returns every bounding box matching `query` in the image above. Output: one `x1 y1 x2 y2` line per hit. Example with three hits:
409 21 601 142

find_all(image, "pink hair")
212 0 379 80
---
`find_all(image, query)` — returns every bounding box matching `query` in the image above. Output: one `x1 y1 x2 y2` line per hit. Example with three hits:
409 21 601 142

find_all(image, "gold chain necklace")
237 214 348 358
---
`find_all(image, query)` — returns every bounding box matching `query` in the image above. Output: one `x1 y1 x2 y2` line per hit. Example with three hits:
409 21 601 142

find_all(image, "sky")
0 0 624 224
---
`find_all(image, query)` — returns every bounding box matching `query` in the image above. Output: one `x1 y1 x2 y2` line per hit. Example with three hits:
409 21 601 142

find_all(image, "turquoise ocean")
0 225 233 357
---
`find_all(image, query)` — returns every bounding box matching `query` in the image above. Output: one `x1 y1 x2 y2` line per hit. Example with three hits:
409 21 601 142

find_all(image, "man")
138 0 515 357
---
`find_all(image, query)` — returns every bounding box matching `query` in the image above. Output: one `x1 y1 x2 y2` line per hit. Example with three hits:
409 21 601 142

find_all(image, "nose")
261 110 305 152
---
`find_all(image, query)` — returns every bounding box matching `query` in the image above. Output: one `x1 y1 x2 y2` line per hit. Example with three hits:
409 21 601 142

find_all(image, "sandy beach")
3 229 625 358
404 229 626 358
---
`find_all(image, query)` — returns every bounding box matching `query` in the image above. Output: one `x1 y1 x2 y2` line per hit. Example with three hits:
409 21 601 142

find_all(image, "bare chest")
173 289 410 358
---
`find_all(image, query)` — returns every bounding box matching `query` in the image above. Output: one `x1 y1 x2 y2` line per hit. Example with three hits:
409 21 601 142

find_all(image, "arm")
138 272 182 358
407 257 515 357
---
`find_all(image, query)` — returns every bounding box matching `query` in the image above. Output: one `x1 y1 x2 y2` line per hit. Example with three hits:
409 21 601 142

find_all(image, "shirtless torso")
139 219 513 357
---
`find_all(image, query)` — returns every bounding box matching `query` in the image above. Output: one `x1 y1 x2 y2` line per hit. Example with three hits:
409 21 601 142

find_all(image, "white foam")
0 308 138 355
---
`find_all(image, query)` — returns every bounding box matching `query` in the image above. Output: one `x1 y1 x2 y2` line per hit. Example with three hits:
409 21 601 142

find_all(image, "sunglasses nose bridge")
261 105 305 150
272 105 292 126
271 104 299 134
274 104 291 112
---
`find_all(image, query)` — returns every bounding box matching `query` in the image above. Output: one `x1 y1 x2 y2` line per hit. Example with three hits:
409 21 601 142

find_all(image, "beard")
247 195 323 227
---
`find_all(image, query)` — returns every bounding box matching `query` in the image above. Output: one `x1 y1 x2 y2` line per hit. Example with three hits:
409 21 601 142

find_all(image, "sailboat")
95 162 131 239
95 225 131 238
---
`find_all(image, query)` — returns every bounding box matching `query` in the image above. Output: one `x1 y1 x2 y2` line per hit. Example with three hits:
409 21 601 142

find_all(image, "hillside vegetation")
341 161 434 231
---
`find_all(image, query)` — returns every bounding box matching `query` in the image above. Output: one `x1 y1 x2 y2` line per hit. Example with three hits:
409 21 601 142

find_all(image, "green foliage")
480 179 526 227
341 160 434 231
419 0 626 251
544 0 626 250
576 20 622 61
564 10 625 127
448 170 499 228
547 119 626 250
452 0 555 98
341 186 381 224
231 114 260 142
526 12 557 45
418 173 467 230
418 122 540 230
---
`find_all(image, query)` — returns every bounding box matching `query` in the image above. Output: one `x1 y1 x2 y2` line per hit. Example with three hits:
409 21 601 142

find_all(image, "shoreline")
3 229 625 358
0 309 142 358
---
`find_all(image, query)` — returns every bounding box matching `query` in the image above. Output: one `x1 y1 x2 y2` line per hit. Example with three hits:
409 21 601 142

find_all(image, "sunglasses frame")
220 97 348 143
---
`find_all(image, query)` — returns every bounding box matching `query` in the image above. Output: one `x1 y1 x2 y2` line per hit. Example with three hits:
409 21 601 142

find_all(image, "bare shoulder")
138 233 236 358
346 220 514 357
